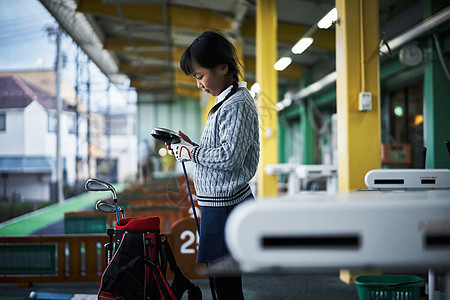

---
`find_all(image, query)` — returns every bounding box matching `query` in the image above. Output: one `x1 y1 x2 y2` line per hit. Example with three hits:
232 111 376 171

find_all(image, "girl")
168 31 260 299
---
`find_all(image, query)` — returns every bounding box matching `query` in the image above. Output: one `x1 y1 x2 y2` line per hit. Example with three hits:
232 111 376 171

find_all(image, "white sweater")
191 83 260 207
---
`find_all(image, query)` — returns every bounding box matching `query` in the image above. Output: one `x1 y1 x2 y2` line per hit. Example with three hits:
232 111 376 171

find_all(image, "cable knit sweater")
191 82 260 207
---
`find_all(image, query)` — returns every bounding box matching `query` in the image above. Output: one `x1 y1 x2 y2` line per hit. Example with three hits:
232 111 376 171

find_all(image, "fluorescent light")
251 82 260 94
317 8 337 29
274 57 292 71
291 37 314 54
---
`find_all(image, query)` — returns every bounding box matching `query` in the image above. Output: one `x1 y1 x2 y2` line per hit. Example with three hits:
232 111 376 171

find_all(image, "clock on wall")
399 44 423 67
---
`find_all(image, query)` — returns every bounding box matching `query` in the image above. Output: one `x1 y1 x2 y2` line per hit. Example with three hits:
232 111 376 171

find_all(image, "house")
0 73 89 202
0 71 138 202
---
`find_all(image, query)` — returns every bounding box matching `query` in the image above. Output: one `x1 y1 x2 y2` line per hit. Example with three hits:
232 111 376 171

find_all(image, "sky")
0 0 136 113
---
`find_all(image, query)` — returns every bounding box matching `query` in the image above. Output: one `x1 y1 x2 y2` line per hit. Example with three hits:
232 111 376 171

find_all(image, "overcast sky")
0 0 135 112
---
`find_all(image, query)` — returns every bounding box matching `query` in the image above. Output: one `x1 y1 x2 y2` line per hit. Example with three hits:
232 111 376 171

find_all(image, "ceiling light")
251 82 260 94
274 57 292 71
291 37 314 54
317 8 337 29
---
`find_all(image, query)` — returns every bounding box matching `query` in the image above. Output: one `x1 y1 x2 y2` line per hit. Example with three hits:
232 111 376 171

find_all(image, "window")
68 114 76 134
0 113 5 131
48 111 56 132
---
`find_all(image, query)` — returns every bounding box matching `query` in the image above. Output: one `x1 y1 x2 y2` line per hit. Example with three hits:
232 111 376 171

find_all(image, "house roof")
0 156 53 174
0 75 35 109
0 75 76 112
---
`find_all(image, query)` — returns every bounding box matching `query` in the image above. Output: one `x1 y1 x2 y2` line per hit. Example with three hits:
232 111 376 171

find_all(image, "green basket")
355 275 424 300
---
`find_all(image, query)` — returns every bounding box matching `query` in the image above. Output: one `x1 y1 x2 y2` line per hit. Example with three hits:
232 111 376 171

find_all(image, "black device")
151 127 181 144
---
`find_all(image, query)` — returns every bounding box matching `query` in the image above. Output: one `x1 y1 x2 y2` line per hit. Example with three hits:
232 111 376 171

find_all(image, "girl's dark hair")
180 31 243 115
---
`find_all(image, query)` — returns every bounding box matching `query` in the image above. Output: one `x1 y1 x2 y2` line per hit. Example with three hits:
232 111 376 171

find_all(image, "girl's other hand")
165 142 174 155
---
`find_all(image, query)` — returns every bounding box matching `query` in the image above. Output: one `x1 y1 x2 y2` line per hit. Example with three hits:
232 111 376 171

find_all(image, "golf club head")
96 200 116 213
151 127 181 144
85 178 117 200
95 200 126 218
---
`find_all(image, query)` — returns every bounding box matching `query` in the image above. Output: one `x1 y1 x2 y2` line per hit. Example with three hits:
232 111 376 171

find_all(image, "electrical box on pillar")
358 92 372 111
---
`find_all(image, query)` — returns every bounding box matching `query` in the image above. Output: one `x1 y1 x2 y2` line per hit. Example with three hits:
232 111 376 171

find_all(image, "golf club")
96 200 126 219
85 178 121 225
151 127 200 233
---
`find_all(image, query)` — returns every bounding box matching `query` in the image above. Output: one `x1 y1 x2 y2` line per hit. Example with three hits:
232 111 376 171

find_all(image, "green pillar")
278 86 287 164
423 0 450 168
299 67 315 164
299 102 315 164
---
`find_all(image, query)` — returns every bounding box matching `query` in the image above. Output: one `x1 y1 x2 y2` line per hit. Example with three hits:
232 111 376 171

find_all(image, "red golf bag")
98 216 202 300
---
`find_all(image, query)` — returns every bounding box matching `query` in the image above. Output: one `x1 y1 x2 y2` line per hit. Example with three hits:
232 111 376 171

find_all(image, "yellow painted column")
201 94 215 127
335 0 381 193
256 0 278 197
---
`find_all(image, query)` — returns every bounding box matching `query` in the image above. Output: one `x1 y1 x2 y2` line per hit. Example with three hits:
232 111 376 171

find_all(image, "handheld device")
151 127 181 144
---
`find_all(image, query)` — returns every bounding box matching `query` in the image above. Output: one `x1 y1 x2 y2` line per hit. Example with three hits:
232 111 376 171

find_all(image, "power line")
0 27 49 41
0 32 51 45
0 12 50 25
0 21 54 36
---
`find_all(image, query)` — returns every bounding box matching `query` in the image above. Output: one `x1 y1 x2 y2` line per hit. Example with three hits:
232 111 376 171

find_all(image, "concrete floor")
0 273 360 300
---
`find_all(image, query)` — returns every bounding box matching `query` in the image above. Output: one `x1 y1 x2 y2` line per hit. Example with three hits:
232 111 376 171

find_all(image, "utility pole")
55 25 64 203
106 81 111 181
87 58 92 178
75 45 80 185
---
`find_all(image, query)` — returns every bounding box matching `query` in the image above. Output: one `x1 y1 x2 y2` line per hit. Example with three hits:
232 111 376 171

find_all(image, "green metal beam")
423 0 450 168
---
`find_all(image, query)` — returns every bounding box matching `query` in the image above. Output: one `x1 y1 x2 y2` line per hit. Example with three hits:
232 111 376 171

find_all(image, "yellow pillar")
256 0 278 197
336 0 382 284
201 95 215 127
335 0 381 192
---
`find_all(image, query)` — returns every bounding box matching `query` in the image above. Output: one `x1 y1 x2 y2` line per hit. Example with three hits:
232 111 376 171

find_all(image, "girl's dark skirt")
197 194 254 263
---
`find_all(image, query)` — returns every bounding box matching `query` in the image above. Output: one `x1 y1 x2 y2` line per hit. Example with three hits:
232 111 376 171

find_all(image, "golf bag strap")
114 255 176 300
116 256 145 281
160 238 202 300
141 257 176 300
161 238 180 273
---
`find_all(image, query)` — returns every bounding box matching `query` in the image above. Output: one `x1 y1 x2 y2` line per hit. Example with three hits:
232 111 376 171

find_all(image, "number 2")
180 230 199 254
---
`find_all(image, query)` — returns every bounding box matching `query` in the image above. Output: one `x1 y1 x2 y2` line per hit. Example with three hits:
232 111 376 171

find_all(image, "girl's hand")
166 130 192 156
165 142 174 155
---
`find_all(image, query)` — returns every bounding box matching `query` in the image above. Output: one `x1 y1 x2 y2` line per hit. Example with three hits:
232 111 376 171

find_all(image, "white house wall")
111 134 137 182
0 108 25 155
1 101 90 188
76 114 89 181
62 112 77 184
1 95 134 201
24 101 48 156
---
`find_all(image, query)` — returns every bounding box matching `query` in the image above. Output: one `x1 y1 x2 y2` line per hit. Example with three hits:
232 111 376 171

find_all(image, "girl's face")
190 61 233 97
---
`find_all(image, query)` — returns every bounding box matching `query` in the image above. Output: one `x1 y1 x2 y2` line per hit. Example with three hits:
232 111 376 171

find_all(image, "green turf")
0 184 125 236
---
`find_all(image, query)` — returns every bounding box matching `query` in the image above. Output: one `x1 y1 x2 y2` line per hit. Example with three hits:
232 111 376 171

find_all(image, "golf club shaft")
113 200 121 225
182 162 200 234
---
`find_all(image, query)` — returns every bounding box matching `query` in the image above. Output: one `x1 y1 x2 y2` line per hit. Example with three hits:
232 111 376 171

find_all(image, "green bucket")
355 275 424 300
